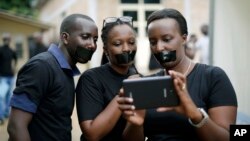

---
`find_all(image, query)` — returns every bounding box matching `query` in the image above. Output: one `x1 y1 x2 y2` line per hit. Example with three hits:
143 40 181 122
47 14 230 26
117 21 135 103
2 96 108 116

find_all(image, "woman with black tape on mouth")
75 16 140 141
117 8 237 141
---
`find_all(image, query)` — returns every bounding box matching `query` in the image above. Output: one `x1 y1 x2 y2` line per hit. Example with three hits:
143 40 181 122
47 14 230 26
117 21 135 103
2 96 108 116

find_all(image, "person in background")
196 24 209 64
7 14 98 141
0 33 17 125
117 8 237 141
76 16 138 141
29 32 48 58
185 34 197 60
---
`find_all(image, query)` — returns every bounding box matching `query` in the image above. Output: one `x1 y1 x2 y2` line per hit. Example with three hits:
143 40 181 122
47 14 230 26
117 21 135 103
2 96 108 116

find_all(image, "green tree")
0 0 38 18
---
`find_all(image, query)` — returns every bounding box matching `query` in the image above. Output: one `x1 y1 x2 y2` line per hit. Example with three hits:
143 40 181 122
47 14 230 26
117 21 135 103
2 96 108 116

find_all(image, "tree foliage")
0 0 38 18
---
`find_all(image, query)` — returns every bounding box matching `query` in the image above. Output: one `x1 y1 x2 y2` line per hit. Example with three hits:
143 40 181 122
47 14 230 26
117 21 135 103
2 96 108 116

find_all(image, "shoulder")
203 64 228 78
28 52 55 65
195 63 225 75
82 65 104 76
83 64 110 76
20 52 54 73
192 64 230 84
195 64 232 87
78 65 104 83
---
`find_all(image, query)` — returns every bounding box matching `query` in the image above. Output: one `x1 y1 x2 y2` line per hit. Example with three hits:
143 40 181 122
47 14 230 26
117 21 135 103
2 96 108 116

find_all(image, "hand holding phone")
123 76 180 109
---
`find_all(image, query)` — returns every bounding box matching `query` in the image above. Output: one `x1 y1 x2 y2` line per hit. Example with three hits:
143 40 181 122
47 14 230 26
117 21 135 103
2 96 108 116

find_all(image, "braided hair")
101 20 135 48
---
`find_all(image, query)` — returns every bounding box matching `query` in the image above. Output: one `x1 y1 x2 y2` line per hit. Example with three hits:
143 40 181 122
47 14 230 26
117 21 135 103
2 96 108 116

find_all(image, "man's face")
64 18 98 64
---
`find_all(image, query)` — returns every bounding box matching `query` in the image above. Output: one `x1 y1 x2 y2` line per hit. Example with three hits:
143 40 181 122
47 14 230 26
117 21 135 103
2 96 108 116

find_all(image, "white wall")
212 0 250 115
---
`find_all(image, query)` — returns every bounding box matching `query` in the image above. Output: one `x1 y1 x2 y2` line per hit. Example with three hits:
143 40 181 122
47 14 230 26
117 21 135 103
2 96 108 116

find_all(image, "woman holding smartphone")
117 8 237 141
76 16 139 141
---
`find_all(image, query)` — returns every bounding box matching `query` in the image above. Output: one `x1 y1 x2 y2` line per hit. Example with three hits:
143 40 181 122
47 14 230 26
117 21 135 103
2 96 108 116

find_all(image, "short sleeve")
13 59 52 105
207 67 238 108
76 70 104 122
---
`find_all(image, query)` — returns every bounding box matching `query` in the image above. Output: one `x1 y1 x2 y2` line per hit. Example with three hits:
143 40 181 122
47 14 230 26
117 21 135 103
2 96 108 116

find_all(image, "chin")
118 62 133 67
161 61 175 68
78 59 89 64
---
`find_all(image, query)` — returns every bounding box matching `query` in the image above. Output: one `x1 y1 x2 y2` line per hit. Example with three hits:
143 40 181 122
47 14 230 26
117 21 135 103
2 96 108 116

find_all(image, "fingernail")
129 98 133 102
168 70 172 74
131 106 135 110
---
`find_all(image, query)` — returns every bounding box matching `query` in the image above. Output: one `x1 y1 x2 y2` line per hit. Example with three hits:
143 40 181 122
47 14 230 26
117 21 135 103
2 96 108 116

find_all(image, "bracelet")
188 108 209 128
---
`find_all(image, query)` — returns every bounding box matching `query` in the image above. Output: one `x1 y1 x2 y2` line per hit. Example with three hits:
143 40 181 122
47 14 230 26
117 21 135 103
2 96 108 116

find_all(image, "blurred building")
38 0 250 119
38 0 209 74
210 0 250 117
0 10 51 70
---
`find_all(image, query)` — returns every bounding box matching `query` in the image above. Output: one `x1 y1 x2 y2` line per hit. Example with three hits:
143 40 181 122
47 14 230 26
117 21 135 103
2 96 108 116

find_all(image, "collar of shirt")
48 44 80 76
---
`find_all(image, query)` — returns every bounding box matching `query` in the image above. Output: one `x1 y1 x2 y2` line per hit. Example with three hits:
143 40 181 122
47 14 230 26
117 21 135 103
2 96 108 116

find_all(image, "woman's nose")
122 43 131 52
155 40 165 51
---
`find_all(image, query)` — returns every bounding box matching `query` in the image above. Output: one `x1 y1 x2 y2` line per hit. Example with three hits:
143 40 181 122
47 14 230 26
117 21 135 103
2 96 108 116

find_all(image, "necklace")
164 59 192 76
184 60 192 76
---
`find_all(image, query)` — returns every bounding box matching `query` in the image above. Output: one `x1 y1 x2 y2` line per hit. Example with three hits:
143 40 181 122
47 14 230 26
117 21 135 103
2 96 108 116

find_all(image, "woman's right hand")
117 88 145 126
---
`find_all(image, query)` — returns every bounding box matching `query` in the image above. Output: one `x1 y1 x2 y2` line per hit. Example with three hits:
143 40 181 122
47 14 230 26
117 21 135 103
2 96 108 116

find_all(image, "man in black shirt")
7 14 98 141
0 33 17 124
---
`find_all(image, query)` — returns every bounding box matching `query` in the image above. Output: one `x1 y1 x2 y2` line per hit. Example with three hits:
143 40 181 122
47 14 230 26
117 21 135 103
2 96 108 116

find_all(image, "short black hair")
60 14 94 34
147 8 188 35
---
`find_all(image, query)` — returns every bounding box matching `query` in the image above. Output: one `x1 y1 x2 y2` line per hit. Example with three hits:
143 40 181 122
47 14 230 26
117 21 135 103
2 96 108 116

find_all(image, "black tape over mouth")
154 50 176 63
75 47 95 61
115 51 136 64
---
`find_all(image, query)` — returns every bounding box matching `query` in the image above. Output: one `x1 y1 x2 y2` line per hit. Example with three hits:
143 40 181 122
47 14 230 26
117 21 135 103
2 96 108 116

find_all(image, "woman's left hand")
156 70 199 119
117 88 145 126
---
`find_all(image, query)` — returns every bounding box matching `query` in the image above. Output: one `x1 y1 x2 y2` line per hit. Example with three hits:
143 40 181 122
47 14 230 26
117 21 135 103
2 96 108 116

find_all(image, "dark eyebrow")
80 32 98 37
80 33 90 36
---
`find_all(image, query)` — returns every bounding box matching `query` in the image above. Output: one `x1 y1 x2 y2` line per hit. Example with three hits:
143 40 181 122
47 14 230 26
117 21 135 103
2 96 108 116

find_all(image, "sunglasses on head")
103 16 133 28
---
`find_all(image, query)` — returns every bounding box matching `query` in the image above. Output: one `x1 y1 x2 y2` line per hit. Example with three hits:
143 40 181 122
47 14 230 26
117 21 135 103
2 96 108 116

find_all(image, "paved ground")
0 106 81 141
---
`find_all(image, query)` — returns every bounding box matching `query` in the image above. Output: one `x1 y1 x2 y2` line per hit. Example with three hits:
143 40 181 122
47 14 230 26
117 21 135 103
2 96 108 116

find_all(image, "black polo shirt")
10 44 80 141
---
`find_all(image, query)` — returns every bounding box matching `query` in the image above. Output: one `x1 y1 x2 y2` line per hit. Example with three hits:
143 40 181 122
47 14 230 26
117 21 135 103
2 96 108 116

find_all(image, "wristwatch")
188 108 209 128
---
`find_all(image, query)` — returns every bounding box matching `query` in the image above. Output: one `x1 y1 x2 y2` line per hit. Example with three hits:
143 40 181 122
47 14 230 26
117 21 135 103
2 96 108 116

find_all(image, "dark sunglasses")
103 16 133 28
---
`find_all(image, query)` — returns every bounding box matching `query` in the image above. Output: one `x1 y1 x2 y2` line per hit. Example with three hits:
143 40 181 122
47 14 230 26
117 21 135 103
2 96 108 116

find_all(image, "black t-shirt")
144 63 238 141
13 52 75 141
0 45 17 76
76 63 136 141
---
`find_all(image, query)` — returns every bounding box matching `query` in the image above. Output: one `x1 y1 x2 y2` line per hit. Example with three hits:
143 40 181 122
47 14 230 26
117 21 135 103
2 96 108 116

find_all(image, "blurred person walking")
185 34 198 60
196 24 209 64
29 32 48 59
0 33 17 125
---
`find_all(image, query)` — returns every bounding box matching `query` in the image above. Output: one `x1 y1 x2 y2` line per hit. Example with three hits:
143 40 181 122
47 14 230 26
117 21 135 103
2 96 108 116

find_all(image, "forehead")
73 18 98 34
108 24 135 39
148 18 180 36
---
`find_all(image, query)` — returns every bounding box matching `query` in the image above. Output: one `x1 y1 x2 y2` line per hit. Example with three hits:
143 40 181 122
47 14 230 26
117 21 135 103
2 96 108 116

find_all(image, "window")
120 1 162 37
144 0 160 4
123 11 138 21
145 10 154 20
134 27 138 34
121 0 138 3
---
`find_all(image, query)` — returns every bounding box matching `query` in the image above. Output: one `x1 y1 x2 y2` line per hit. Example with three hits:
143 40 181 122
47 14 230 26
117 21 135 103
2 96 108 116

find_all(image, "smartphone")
123 76 179 109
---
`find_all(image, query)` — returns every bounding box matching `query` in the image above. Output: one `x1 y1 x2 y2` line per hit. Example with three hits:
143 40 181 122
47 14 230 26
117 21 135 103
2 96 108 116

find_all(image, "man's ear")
61 32 69 44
